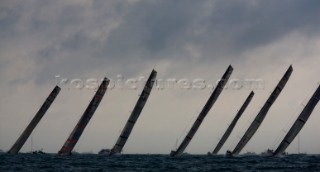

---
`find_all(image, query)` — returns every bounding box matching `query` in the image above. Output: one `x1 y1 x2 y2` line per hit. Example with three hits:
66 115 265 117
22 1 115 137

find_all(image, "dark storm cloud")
213 0 320 53
2 0 318 84
99 0 320 62
100 0 205 59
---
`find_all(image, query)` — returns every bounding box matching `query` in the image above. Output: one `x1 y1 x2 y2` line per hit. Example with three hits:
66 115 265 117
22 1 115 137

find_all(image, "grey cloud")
95 0 320 64
4 0 318 82
101 1 203 57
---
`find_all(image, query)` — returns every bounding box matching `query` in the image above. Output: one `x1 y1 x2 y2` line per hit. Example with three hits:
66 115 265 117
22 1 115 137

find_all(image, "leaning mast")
230 65 293 155
273 84 320 156
58 77 109 155
109 70 157 155
170 65 233 157
210 91 254 155
8 86 61 154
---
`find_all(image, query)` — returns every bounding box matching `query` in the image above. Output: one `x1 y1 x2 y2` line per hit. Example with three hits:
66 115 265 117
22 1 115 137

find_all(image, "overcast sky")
1 0 320 154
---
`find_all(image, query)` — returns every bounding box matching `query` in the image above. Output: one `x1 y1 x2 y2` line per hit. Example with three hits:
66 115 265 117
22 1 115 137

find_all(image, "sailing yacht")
208 91 254 155
227 65 293 156
7 86 61 154
171 65 233 157
99 70 157 156
272 85 320 156
58 78 109 156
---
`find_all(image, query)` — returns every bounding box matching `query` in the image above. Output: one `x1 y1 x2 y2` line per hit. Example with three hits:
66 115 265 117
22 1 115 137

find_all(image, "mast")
211 91 254 154
8 86 61 154
231 65 293 155
58 77 109 155
170 65 233 157
273 85 320 156
110 70 157 155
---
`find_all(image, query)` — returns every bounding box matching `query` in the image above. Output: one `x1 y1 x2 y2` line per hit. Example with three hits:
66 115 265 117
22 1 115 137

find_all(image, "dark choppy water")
0 153 319 171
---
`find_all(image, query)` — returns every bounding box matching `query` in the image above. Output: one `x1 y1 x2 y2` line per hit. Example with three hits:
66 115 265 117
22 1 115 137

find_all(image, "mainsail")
273 84 320 156
109 70 157 155
8 86 61 154
58 77 109 155
170 65 233 157
230 65 293 155
211 91 254 155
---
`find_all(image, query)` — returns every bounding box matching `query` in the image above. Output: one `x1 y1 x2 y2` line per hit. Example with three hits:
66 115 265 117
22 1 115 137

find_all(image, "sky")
0 0 320 154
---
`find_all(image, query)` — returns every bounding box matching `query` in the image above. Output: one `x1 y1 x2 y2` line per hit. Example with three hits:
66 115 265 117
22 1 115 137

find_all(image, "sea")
0 153 319 172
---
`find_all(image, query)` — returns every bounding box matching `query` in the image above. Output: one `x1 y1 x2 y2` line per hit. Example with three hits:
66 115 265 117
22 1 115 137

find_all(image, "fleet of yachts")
4 65 320 157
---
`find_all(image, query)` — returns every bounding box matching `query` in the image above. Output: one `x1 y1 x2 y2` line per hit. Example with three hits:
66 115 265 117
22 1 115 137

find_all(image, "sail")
8 86 61 154
231 65 293 155
110 70 157 155
58 77 109 155
273 85 320 156
211 91 254 154
170 65 233 157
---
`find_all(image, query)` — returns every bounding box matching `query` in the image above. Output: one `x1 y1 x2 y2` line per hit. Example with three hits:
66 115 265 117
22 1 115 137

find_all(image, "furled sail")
230 65 293 155
210 91 254 155
109 70 157 155
58 77 109 155
8 86 61 154
170 65 233 157
273 84 320 156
